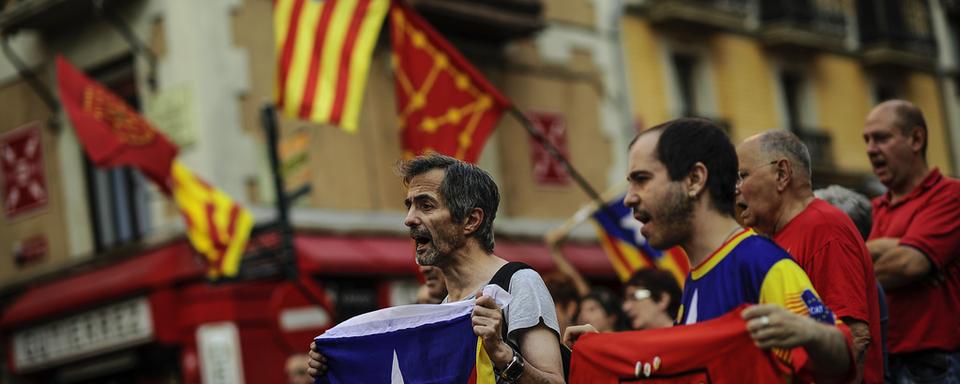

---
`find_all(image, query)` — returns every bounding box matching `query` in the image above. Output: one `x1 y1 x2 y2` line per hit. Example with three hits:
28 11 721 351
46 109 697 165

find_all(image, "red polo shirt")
775 198 884 383
870 168 960 353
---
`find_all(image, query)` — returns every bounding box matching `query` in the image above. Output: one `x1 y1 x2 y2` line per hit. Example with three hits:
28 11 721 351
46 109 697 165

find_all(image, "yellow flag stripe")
341 0 388 132
284 0 324 118
475 338 497 384
311 0 352 123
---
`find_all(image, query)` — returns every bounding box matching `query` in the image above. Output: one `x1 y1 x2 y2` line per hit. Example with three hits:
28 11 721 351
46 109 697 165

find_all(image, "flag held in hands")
390 0 512 163
592 195 690 284
314 285 511 383
274 0 389 133
56 56 178 189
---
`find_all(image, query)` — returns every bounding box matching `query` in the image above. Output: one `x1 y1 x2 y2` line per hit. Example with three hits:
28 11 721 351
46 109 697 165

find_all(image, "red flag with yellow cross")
57 56 253 280
389 0 512 163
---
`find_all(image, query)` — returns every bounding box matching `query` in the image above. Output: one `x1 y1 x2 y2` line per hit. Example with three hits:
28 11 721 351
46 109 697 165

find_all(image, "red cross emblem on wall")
1 122 48 219
527 112 570 185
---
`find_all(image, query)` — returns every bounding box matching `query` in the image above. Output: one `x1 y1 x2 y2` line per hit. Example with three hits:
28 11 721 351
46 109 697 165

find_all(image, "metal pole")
260 103 298 279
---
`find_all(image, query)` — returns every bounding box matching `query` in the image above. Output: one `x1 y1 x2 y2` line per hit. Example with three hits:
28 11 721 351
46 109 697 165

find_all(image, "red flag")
390 0 512 163
56 56 178 188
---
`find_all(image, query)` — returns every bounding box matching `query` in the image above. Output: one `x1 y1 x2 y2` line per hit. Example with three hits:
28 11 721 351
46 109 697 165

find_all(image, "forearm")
866 238 898 262
547 246 590 297
874 246 932 289
804 324 852 383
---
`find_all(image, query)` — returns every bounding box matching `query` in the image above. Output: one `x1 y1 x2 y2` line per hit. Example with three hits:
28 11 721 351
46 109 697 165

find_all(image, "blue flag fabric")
314 285 510 384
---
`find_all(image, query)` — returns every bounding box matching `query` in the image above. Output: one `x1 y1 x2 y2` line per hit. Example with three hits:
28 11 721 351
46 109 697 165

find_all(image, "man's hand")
865 237 898 262
472 291 514 368
743 305 852 381
306 341 328 378
562 324 599 348
743 305 820 349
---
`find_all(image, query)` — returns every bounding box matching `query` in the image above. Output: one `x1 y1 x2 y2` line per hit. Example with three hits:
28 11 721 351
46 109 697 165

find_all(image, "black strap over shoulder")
487 261 571 381
488 261 533 291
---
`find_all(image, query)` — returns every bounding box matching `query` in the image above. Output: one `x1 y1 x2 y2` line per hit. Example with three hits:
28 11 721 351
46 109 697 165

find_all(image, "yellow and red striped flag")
170 160 254 280
274 0 389 133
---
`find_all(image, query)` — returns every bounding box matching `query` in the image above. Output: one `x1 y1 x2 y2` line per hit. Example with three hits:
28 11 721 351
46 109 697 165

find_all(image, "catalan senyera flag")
390 0 512 163
274 0 389 133
315 286 509 383
592 195 690 285
170 160 254 280
56 56 178 189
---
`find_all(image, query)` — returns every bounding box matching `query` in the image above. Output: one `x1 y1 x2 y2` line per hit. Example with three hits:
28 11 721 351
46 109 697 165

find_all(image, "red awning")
1 235 615 330
0 242 203 330
295 234 614 277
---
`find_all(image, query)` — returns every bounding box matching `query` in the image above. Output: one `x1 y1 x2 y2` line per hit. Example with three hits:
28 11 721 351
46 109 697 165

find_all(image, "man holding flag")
308 154 564 384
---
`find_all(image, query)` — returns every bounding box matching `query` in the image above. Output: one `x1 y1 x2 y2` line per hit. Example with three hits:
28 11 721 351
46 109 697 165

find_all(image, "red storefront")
0 234 612 383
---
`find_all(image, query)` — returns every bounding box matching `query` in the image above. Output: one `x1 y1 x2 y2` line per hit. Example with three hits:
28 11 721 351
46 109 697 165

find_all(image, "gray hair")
399 154 500 253
814 185 872 240
758 130 812 183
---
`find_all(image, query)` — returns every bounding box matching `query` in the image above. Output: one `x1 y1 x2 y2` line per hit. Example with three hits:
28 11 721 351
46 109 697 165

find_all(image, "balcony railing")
759 0 848 52
857 0 937 69
644 0 750 32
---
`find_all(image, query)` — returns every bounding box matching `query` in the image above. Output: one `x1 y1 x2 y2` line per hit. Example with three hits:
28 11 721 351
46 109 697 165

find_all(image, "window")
779 71 804 131
83 57 153 253
672 53 699 118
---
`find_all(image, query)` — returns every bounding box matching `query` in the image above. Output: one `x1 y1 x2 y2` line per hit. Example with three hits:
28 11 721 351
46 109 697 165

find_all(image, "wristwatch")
497 348 525 383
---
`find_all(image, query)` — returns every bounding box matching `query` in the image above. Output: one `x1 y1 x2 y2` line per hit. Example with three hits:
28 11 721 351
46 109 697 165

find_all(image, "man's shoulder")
730 234 795 270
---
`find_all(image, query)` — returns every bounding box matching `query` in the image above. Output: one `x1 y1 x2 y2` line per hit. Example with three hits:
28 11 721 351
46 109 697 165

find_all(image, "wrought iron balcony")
759 0 849 52
793 127 834 169
642 0 750 32
411 0 545 44
857 0 937 70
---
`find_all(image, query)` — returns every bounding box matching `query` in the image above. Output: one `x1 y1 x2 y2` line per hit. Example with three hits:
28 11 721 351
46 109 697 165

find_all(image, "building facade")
0 0 955 383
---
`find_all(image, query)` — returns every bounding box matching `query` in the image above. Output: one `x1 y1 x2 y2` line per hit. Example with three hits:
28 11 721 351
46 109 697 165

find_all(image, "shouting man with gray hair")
736 130 883 383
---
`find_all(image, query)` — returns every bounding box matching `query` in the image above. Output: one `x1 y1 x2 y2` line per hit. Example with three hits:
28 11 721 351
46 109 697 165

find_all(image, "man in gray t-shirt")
309 154 564 384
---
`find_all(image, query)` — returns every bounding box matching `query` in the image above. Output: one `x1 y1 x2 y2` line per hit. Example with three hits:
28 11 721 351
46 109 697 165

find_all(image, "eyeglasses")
630 289 652 301
736 160 779 187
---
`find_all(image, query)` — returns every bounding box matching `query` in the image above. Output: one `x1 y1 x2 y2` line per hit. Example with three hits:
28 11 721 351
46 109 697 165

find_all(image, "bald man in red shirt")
863 100 960 383
736 130 883 383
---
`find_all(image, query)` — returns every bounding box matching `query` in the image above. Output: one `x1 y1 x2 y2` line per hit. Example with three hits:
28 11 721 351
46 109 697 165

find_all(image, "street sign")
1 122 48 219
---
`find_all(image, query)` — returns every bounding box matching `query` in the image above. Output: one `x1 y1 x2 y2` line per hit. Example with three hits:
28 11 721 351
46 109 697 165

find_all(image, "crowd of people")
305 99 959 383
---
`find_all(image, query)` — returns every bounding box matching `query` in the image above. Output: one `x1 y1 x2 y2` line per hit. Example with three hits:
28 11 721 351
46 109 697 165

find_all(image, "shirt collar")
877 168 942 208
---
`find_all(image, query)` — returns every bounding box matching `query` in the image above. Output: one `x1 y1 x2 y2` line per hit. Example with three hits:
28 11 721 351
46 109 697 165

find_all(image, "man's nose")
403 209 419 227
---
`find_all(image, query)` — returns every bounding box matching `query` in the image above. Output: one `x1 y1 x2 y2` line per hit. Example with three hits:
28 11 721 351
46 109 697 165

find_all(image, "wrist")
492 342 514 369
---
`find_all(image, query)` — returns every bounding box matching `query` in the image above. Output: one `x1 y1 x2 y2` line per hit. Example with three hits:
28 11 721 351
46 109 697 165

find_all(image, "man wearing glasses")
735 130 882 383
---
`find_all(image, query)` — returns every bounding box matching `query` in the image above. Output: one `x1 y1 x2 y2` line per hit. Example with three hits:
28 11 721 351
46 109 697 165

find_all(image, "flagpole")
261 103 297 277
507 106 606 206
507 106 643 252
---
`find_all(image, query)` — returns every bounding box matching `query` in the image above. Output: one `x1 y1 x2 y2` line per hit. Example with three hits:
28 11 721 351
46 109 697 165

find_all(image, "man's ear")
908 126 926 153
462 207 484 235
655 292 670 311
686 162 708 198
775 158 792 192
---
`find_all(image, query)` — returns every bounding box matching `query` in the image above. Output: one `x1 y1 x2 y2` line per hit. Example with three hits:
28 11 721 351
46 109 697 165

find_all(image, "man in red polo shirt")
736 130 883 383
863 100 960 383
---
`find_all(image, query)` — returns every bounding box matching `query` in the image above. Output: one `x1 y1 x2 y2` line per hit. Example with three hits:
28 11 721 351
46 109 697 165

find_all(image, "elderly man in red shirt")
736 130 883 383
863 100 960 383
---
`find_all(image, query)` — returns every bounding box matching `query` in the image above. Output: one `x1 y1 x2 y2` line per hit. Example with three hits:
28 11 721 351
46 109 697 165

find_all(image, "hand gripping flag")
57 56 178 189
569 306 807 383
390 0 512 163
592 195 690 284
274 0 389 132
314 285 511 384
170 160 254 280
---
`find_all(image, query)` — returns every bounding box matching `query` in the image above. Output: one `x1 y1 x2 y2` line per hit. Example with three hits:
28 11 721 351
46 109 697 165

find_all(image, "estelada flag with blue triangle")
592 195 690 285
314 286 511 383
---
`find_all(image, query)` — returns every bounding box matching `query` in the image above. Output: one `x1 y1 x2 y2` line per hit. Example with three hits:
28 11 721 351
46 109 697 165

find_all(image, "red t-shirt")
775 198 884 383
570 306 814 383
870 168 960 353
